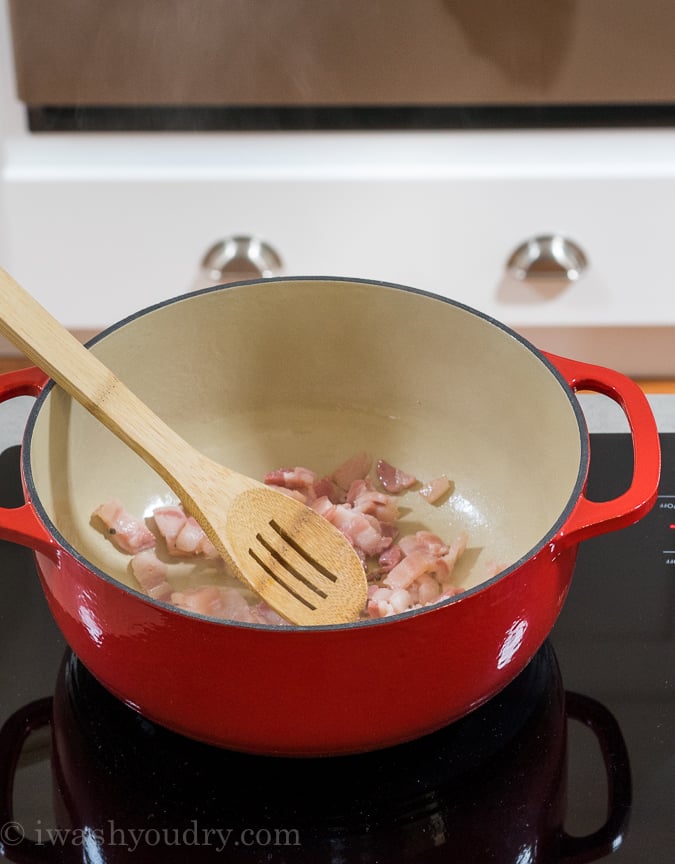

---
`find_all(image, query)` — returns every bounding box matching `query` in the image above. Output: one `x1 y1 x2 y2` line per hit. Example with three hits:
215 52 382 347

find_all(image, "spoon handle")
0 268 215 501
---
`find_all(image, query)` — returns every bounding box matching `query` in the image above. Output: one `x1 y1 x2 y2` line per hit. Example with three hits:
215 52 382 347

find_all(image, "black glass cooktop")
0 434 673 863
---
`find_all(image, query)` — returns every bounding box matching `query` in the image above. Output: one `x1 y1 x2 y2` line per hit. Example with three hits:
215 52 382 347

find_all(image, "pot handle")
560 691 632 863
0 697 75 864
544 352 661 547
0 367 58 558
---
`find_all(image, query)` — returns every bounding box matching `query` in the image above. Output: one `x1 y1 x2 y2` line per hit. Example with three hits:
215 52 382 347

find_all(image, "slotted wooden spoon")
0 269 368 625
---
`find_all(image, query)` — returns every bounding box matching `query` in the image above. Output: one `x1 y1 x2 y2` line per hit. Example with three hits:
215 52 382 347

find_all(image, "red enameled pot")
0 277 661 756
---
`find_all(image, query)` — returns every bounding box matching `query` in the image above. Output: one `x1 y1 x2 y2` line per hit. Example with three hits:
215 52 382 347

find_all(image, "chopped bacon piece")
383 550 448 590
327 504 392 557
152 505 188 556
367 586 394 618
376 459 417 493
93 498 156 554
332 451 372 491
415 573 442 605
399 530 449 558
419 475 452 504
377 527 468 607
310 495 337 520
170 587 291 626
175 516 220 558
171 586 254 622
367 585 414 618
131 548 172 601
440 530 468 581
174 515 206 554
347 477 400 523
378 543 404 573
389 588 413 614
263 466 318 499
153 507 219 558
379 522 399 543
313 475 346 503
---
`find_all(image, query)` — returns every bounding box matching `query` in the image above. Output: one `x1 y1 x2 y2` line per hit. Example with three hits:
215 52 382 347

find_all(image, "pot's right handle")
560 691 632 863
544 353 661 548
0 367 58 557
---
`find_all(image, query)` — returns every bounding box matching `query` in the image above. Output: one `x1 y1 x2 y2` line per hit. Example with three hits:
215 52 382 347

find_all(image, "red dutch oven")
0 277 661 756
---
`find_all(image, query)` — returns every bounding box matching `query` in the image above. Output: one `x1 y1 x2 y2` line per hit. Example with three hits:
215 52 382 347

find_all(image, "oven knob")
506 235 588 282
201 235 283 284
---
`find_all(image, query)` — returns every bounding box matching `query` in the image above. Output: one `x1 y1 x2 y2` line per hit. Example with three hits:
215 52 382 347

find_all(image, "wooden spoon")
0 269 368 625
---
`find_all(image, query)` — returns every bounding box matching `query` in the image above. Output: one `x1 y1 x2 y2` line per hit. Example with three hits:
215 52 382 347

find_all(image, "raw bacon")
347 477 400 523
376 459 417 493
313 475 346 503
367 585 413 618
171 585 290 626
383 550 448 590
332 451 372 491
311 493 394 558
153 506 218 558
263 466 346 505
93 453 470 623
378 543 404 573
131 548 172 601
263 466 318 497
419 475 452 504
399 530 449 558
171 585 252 621
152 505 187 556
376 528 468 614
93 498 155 555
328 505 393 557
175 516 219 558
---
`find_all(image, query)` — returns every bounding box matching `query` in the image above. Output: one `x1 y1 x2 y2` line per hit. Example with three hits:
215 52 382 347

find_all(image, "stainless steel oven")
2 0 675 375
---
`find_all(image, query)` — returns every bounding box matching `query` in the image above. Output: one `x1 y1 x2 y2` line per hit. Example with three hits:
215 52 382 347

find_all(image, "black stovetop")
0 434 673 863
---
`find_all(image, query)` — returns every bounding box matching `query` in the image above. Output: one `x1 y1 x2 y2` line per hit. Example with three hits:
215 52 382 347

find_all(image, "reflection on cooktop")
0 642 631 863
0 435 672 862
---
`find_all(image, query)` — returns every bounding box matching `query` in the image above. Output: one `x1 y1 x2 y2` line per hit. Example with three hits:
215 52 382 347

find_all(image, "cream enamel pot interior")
0 277 660 756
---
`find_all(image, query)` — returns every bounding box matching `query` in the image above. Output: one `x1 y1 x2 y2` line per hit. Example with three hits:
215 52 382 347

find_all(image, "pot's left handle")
0 367 59 558
545 352 661 548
